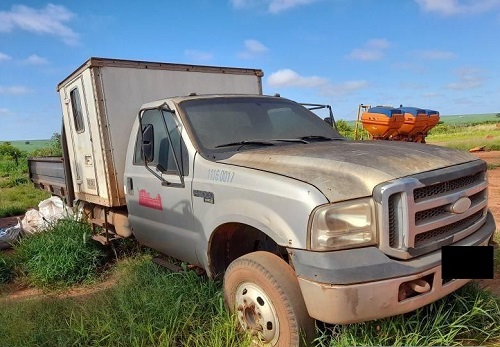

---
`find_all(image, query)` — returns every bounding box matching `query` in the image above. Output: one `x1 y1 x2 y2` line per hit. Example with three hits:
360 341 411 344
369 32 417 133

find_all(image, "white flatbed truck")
29 57 496 346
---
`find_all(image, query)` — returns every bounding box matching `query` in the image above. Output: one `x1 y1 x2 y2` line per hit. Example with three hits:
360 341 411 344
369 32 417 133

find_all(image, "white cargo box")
58 57 263 207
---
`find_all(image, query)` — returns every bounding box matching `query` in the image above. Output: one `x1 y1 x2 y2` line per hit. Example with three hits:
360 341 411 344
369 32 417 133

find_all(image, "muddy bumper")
291 212 495 324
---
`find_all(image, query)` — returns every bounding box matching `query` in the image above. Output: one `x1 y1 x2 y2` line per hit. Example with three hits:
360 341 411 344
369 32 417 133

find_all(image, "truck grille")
413 171 483 202
413 210 483 247
378 161 488 259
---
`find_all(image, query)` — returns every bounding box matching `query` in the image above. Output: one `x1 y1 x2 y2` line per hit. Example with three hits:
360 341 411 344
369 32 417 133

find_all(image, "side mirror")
323 117 333 126
142 124 154 163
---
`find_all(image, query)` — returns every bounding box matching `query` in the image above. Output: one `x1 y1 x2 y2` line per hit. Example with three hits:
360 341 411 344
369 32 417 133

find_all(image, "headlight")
309 198 377 251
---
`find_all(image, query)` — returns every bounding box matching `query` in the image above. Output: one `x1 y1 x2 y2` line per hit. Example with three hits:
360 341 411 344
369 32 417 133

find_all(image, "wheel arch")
207 222 289 279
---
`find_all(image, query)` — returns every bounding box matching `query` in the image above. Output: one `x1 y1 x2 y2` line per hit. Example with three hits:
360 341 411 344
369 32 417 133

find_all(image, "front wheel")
223 251 315 346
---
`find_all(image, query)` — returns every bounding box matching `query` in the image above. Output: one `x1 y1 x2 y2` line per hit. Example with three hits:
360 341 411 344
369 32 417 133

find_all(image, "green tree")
31 133 63 157
336 119 352 133
0 142 24 166
50 132 62 154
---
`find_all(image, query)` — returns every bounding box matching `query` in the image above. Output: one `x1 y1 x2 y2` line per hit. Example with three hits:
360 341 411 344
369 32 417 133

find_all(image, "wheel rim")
235 282 280 345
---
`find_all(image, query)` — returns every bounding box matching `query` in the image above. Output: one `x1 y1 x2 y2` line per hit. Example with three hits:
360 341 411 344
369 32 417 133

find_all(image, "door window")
70 88 85 133
134 109 189 176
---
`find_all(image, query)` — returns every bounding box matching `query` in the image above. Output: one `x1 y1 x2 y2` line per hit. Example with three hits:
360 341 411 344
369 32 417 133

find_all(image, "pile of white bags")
0 196 71 249
21 196 69 235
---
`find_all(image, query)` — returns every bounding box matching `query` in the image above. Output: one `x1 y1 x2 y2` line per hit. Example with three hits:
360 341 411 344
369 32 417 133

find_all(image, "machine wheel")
223 251 315 346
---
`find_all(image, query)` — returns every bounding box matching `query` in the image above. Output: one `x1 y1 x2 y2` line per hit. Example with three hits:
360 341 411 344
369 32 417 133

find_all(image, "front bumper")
291 211 495 324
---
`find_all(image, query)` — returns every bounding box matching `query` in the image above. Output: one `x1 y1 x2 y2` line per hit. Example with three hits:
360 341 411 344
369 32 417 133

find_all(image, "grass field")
439 113 499 125
0 141 51 218
1 252 500 347
8 139 52 153
426 123 500 151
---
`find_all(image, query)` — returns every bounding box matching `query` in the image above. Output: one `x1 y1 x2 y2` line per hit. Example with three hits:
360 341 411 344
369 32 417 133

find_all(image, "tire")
223 251 315 347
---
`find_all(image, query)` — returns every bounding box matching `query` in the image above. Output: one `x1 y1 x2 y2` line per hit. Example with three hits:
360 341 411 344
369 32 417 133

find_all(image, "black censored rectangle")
442 246 493 280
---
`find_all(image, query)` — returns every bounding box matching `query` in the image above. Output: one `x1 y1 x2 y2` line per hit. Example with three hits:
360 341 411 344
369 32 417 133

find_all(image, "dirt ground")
1 151 500 300
473 151 500 227
0 215 20 230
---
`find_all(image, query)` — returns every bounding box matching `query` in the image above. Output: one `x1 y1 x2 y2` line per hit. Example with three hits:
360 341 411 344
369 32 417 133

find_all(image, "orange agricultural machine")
392 107 428 142
421 109 440 140
359 106 405 140
357 105 440 142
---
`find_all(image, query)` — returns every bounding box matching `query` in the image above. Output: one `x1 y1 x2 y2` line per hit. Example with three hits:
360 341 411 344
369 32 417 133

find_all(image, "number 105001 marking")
208 169 235 183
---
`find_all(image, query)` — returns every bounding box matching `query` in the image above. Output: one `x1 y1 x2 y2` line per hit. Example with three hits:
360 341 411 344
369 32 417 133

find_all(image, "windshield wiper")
215 140 275 149
270 138 309 144
298 135 334 142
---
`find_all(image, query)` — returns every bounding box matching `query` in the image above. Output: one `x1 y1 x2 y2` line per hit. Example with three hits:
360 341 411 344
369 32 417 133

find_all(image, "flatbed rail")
28 156 74 206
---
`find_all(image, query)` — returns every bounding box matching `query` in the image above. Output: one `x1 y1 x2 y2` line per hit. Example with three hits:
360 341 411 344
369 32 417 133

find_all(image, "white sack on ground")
38 196 68 223
21 209 44 235
21 196 72 235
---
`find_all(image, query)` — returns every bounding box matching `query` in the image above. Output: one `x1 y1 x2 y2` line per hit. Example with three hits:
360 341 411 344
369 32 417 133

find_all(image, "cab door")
124 109 198 264
63 77 99 197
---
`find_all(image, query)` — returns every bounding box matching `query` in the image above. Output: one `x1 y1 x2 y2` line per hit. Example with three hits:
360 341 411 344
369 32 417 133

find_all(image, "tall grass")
426 123 500 151
0 254 13 284
15 218 107 287
0 183 50 218
0 159 28 189
0 146 50 217
1 257 499 347
0 257 250 347
314 283 500 346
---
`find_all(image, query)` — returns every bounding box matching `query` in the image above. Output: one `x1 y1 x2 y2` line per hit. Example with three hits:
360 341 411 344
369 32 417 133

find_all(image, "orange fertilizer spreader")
361 106 440 142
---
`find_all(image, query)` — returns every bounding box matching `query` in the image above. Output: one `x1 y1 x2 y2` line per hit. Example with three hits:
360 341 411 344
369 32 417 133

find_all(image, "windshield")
179 97 343 153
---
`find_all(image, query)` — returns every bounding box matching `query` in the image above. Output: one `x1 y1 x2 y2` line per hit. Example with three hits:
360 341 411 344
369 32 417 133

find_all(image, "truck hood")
219 140 479 202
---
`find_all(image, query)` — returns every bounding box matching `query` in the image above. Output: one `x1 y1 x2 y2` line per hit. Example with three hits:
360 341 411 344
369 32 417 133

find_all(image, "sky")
1 0 500 141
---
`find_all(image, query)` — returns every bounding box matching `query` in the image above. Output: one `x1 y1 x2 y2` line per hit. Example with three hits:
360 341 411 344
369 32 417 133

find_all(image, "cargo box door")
63 78 99 197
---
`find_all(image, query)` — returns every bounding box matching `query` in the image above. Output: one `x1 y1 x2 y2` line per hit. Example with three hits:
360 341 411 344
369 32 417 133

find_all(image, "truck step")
89 218 105 227
91 234 120 245
152 257 183 272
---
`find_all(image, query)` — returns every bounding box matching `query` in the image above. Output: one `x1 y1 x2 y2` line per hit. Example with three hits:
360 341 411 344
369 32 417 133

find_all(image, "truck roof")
140 94 273 110
57 57 264 92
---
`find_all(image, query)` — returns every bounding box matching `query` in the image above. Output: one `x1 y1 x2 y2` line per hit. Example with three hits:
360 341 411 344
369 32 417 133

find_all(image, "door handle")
127 177 134 195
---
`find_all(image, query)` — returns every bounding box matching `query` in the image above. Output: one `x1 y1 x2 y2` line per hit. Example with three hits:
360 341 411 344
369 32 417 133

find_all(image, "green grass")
0 147 50 217
14 218 107 288
0 254 14 284
494 233 500 272
1 256 499 347
0 184 50 218
426 123 500 151
8 139 52 152
314 283 500 346
0 257 250 347
0 138 61 217
439 113 499 125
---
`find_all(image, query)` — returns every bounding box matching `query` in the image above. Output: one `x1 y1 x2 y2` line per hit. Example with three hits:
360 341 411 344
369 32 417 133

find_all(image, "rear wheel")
223 251 315 346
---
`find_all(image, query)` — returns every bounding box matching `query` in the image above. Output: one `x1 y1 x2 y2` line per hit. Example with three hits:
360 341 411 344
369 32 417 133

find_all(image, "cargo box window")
70 88 85 133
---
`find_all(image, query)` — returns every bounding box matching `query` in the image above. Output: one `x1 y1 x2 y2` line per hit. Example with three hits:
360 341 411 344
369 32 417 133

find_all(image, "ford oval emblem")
450 197 471 214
